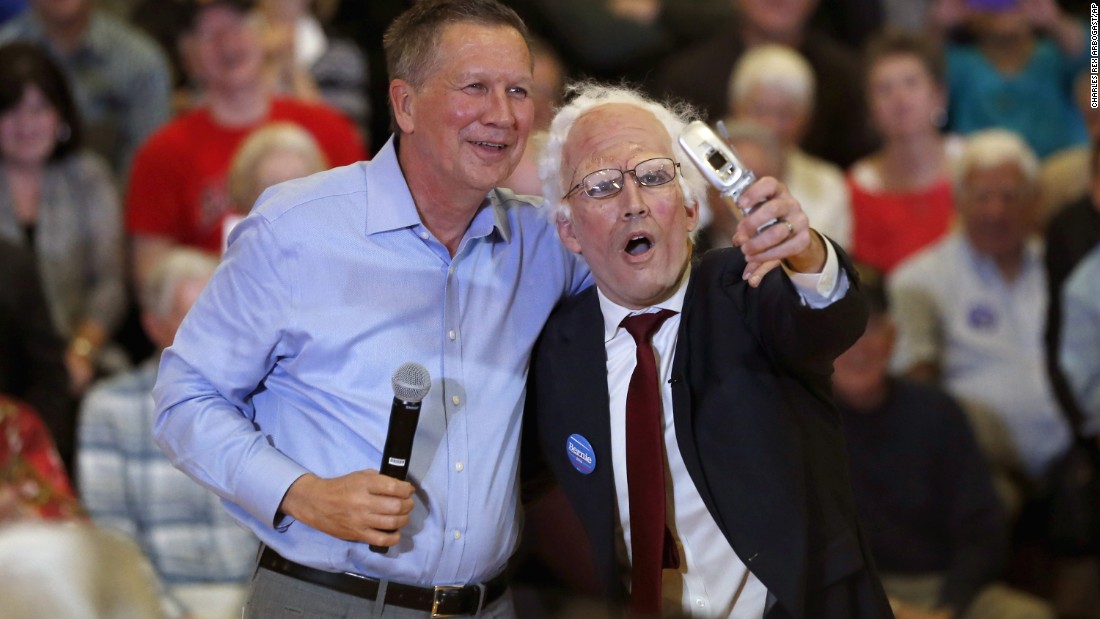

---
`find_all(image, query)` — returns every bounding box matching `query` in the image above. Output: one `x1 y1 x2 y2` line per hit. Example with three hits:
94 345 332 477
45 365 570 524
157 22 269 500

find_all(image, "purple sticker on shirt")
968 303 998 330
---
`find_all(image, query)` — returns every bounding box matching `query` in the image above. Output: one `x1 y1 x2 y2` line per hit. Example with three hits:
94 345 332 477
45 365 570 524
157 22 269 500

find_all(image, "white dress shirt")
598 243 847 618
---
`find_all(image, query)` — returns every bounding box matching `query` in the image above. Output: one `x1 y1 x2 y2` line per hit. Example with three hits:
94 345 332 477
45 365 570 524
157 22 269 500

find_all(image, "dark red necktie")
621 309 680 616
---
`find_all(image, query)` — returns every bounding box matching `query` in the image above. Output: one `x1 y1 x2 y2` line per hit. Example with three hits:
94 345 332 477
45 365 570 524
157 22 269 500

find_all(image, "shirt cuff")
234 448 311 530
782 235 849 309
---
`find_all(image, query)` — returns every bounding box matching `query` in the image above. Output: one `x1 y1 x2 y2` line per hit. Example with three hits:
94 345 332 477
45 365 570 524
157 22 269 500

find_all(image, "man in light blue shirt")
1060 244 1100 437
152 1 590 616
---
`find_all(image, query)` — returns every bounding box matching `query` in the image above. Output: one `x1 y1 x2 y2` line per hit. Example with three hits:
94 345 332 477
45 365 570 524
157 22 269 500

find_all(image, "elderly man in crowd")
79 248 257 619
889 129 1071 493
1060 243 1100 439
526 82 890 618
835 264 1055 619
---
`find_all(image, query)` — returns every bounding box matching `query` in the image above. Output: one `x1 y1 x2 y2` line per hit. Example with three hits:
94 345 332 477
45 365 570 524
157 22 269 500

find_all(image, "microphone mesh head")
392 362 431 402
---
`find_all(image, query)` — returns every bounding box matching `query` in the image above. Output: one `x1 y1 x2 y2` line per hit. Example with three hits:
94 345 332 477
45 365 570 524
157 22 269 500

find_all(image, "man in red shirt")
125 0 365 286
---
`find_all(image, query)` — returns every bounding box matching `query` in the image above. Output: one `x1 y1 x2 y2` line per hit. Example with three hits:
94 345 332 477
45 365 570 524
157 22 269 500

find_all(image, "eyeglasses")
563 157 681 200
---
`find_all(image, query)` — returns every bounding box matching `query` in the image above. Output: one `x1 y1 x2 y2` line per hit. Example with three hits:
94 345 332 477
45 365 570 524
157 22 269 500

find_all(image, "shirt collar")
598 264 691 343
958 231 1042 283
364 136 421 235
364 135 513 243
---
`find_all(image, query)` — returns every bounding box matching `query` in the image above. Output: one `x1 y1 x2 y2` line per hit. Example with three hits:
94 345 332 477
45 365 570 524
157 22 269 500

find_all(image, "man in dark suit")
526 83 891 618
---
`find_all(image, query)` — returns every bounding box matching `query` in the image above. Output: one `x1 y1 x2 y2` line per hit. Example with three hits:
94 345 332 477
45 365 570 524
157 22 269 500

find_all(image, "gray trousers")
243 567 516 619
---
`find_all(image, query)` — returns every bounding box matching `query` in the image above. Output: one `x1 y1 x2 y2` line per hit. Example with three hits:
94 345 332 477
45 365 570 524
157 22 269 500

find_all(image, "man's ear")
684 199 700 233
390 79 415 134
556 214 583 254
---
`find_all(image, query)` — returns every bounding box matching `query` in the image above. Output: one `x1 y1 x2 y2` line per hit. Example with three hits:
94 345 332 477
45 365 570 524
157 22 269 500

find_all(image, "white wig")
728 44 815 112
956 129 1040 187
538 81 710 223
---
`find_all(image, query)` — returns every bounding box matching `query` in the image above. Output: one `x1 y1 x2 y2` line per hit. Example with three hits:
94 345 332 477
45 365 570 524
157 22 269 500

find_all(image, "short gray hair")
538 82 710 222
956 129 1039 188
720 118 784 171
383 0 529 89
139 249 219 319
728 44 815 113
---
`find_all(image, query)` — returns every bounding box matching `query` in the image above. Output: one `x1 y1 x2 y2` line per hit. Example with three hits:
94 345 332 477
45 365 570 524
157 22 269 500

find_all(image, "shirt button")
448 266 455 275
455 461 464 472
453 530 462 540
419 231 429 240
452 395 461 405
448 329 457 340
696 599 706 608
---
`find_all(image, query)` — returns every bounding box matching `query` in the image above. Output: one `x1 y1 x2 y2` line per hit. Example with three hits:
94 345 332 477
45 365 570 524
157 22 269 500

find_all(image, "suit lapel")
544 290 624 596
669 270 720 516
554 292 614 468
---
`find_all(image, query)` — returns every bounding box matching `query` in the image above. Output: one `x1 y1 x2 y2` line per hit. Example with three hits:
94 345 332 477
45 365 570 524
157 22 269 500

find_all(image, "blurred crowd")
0 0 1099 617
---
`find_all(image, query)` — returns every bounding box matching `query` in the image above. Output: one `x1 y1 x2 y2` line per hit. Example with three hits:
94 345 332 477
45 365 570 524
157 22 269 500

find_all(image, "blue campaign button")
566 434 596 474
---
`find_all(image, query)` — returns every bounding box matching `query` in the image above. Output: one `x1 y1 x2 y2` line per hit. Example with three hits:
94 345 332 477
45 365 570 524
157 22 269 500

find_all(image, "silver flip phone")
677 120 755 201
678 120 777 233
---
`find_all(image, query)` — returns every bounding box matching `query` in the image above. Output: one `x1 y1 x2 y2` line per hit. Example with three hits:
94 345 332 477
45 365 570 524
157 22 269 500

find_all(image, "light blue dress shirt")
153 136 591 587
1060 244 1100 436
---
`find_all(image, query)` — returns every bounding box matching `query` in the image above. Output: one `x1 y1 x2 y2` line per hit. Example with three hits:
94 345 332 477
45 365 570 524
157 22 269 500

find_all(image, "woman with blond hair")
219 121 327 251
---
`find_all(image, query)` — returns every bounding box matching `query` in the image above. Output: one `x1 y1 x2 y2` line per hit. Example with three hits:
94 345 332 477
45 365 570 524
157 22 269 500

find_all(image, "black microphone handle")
370 398 422 554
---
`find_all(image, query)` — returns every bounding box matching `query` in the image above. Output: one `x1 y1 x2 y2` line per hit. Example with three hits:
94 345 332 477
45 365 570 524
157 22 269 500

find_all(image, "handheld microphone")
370 361 431 554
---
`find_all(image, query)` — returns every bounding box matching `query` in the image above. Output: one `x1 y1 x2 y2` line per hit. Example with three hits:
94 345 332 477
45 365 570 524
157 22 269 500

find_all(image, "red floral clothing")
0 396 83 521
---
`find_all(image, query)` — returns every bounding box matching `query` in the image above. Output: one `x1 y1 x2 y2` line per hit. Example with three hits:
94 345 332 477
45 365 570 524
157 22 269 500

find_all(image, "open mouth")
624 233 654 256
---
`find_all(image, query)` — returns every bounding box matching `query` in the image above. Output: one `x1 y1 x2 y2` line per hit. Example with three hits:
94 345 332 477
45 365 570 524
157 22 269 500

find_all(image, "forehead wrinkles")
428 24 531 85
563 106 670 181
570 145 653 181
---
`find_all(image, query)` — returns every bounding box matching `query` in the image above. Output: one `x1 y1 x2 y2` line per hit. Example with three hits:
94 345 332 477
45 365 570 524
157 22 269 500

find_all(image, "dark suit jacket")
526 247 892 618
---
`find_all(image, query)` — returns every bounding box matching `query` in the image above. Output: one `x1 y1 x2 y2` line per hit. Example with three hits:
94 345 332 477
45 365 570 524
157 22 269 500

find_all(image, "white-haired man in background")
79 248 258 619
726 43 852 248
889 129 1071 490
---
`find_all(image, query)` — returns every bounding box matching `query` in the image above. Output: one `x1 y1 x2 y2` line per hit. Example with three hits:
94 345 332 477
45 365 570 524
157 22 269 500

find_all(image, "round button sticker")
967 303 998 331
566 434 596 475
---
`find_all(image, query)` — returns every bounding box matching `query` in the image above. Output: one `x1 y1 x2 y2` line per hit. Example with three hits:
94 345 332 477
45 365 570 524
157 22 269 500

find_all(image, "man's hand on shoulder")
279 471 416 546
730 176 826 286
